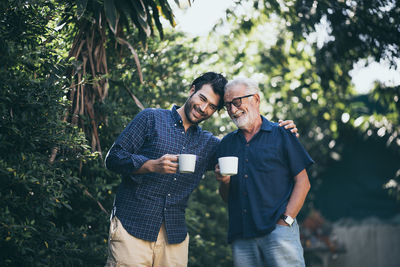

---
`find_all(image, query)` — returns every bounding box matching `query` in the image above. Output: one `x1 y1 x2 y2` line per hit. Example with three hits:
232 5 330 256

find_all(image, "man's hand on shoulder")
278 119 299 138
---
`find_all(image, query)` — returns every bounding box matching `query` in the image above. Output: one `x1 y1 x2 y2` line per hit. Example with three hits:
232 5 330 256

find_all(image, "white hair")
225 77 259 94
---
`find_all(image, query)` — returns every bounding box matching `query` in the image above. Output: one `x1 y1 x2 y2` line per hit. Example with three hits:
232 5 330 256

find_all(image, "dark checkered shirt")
105 106 219 244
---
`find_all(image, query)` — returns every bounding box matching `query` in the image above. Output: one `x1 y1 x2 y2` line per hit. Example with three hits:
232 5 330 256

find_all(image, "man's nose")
199 103 207 113
229 103 239 114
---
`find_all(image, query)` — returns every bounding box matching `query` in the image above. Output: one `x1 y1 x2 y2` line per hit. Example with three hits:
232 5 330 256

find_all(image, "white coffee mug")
218 156 238 176
178 154 196 173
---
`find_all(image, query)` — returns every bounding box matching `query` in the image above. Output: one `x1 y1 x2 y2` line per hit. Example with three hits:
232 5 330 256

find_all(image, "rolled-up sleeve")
105 109 153 175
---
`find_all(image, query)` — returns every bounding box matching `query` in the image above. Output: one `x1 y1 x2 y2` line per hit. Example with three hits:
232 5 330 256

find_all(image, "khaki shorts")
105 217 189 267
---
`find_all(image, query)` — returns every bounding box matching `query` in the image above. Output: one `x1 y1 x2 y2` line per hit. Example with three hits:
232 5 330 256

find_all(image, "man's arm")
105 110 152 175
105 110 178 175
277 169 310 226
106 142 179 175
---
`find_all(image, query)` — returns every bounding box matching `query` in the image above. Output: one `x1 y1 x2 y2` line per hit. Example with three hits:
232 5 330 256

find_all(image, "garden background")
1 0 399 266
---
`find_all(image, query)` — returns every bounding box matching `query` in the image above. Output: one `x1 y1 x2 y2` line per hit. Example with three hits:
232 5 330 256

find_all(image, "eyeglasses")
224 94 255 111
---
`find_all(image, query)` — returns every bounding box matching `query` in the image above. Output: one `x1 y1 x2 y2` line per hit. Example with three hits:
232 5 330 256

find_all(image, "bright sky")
171 0 233 36
170 0 400 94
350 59 400 94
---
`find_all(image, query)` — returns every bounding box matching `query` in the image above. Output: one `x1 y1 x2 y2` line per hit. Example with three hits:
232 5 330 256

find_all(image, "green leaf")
104 0 118 34
130 0 151 36
148 0 164 39
157 0 175 25
129 0 146 17
174 0 191 8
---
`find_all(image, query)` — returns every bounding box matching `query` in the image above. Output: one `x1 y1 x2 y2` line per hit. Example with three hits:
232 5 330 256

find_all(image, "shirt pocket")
251 144 279 172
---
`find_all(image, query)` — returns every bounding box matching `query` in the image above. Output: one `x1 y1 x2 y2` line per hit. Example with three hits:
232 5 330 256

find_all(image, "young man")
105 72 297 266
216 77 313 267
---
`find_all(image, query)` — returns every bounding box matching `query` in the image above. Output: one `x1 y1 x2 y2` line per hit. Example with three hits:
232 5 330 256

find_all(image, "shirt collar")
171 105 183 124
171 105 200 133
260 116 273 132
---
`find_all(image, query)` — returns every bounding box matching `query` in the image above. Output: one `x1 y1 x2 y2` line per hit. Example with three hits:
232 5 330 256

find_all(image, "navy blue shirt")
216 116 314 243
105 106 219 244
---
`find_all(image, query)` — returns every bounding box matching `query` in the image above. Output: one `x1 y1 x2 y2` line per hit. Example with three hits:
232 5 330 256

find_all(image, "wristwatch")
281 214 294 226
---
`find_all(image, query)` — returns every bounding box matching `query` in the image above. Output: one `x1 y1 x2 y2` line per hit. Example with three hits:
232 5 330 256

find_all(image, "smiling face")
183 84 220 125
224 83 260 130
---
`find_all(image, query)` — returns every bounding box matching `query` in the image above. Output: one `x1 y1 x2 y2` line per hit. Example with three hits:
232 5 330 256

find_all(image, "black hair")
191 72 227 110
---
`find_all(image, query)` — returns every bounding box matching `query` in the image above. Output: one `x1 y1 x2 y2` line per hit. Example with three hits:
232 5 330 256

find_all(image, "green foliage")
106 31 200 110
0 1 95 265
70 0 176 52
56 0 185 153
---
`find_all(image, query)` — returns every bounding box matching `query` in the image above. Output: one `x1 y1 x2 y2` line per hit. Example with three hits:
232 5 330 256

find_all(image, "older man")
216 77 314 267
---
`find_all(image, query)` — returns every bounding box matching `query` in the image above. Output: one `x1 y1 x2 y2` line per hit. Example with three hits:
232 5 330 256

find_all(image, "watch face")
285 218 294 225
282 215 294 225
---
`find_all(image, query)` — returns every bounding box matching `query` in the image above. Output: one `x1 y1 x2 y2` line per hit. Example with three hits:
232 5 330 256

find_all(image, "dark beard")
184 99 197 125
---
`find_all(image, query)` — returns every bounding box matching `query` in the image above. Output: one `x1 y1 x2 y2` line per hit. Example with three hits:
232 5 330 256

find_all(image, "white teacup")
218 156 238 176
178 154 196 173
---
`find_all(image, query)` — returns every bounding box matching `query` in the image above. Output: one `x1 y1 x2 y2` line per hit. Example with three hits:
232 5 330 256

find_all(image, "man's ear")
189 85 196 96
254 93 261 104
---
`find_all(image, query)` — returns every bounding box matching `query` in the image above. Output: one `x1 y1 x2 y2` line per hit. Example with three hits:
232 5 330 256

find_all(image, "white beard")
232 111 251 129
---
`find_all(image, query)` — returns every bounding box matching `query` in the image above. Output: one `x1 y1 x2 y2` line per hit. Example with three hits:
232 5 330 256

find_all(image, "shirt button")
245 159 249 162
174 124 177 126
182 131 184 134
244 174 248 178
164 208 167 211
243 209 247 213
168 193 171 197
182 147 185 149
246 144 250 147
174 178 177 181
